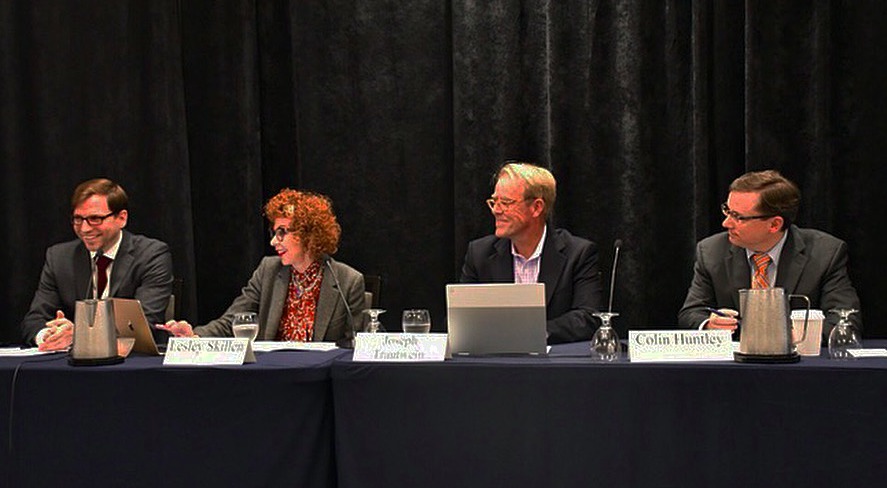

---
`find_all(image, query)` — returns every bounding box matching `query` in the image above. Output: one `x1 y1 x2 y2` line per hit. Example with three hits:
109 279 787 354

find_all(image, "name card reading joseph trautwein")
628 330 733 362
164 338 256 366
353 333 448 362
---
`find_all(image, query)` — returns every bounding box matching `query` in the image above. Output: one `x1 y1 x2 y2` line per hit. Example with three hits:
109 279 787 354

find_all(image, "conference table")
331 341 887 488
2 341 886 488
0 348 349 488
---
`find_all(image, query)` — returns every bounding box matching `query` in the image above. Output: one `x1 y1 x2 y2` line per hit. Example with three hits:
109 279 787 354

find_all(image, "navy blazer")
678 225 862 338
460 228 604 344
20 230 174 345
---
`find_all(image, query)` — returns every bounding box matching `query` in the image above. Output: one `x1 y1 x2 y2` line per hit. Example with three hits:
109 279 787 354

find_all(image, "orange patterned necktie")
751 253 771 289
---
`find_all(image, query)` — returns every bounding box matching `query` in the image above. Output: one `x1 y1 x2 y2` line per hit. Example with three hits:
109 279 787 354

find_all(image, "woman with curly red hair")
160 189 366 343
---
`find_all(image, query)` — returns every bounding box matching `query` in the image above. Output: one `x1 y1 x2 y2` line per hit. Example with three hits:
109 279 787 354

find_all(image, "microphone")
324 256 358 349
89 254 99 300
607 239 623 314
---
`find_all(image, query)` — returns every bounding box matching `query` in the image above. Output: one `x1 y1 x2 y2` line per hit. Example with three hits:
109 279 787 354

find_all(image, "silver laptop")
446 283 547 355
111 298 161 355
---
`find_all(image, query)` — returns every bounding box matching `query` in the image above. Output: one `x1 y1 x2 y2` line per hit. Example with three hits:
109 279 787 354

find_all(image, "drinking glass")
590 312 620 361
232 312 259 342
402 309 431 333
828 308 861 360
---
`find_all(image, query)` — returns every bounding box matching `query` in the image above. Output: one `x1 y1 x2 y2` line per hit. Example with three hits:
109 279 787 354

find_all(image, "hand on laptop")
156 320 198 338
38 311 74 351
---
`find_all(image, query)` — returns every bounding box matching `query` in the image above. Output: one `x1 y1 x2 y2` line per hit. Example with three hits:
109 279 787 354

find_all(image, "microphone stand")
325 257 358 349
591 239 622 361
607 239 622 314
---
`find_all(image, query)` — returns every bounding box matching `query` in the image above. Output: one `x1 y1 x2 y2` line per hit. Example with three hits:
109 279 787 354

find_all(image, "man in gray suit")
20 178 173 349
461 162 604 343
679 170 861 338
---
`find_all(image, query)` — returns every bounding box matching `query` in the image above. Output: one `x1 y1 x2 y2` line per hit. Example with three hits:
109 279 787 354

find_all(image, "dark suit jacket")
20 231 174 345
678 225 862 338
193 256 366 342
460 228 604 344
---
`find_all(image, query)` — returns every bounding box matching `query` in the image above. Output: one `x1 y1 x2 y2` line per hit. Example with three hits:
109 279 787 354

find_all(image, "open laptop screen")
445 283 547 355
111 298 161 355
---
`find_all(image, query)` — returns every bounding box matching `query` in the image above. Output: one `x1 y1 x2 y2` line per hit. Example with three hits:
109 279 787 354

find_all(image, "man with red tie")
678 170 862 339
20 178 173 350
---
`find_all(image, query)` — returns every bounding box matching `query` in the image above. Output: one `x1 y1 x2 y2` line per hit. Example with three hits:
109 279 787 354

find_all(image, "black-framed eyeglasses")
269 227 293 241
71 211 117 226
486 197 532 211
720 202 775 222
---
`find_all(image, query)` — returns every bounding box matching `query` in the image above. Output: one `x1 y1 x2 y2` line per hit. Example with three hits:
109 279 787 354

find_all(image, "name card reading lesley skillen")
164 338 256 366
628 330 733 362
353 333 448 362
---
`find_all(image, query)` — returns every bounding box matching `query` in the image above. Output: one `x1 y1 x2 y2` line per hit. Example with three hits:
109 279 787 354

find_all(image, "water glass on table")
402 309 431 333
232 312 259 342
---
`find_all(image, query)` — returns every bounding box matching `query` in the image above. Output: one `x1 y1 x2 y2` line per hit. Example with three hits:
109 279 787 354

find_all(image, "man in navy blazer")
460 162 604 344
20 179 173 349
679 170 861 338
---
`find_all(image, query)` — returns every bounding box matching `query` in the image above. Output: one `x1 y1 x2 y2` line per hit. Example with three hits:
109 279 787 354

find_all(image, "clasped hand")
705 308 739 332
39 311 74 351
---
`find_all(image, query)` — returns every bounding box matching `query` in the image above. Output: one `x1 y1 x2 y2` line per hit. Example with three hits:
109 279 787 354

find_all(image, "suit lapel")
74 243 93 299
108 231 132 297
488 239 514 282
538 230 565 304
724 245 751 309
264 266 290 340
776 227 806 293
313 264 339 341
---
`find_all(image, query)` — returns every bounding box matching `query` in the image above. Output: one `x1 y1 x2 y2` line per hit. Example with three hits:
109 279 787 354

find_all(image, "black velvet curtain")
2 1 886 343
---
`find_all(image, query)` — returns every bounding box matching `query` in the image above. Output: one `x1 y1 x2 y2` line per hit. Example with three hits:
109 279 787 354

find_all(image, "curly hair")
264 189 341 258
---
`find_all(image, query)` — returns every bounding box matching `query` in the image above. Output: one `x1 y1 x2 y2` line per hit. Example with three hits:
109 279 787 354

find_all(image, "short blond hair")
497 162 556 219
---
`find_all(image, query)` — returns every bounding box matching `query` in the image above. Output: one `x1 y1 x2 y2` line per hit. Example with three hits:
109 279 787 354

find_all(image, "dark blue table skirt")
331 341 887 488
1 348 349 488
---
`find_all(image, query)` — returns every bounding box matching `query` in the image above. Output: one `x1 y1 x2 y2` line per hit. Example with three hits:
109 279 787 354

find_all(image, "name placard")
353 333 448 362
164 338 256 366
628 330 733 362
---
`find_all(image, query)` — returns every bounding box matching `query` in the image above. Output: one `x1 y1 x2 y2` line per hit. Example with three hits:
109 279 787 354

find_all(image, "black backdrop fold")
2 1 886 343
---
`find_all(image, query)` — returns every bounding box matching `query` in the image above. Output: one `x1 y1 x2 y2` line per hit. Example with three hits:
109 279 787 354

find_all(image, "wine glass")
828 308 861 360
364 309 386 333
402 309 431 333
231 312 259 342
590 312 620 361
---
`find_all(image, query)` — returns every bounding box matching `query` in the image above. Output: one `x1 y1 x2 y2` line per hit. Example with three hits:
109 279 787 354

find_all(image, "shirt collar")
745 228 789 267
91 231 123 261
511 225 547 261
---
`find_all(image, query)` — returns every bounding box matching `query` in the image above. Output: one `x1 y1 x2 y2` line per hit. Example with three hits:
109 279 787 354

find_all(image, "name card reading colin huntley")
628 330 733 362
164 338 256 366
353 333 448 362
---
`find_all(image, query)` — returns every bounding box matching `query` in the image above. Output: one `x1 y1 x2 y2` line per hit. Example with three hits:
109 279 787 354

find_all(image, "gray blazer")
20 231 174 345
460 228 604 344
678 225 862 337
194 256 366 342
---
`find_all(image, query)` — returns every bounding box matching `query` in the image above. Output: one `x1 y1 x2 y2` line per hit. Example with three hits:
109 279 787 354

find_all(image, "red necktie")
95 254 113 298
751 253 771 289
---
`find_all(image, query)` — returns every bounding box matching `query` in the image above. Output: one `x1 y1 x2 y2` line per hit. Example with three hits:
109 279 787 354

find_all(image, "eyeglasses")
71 211 117 226
486 197 531 211
269 227 293 241
720 203 775 222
